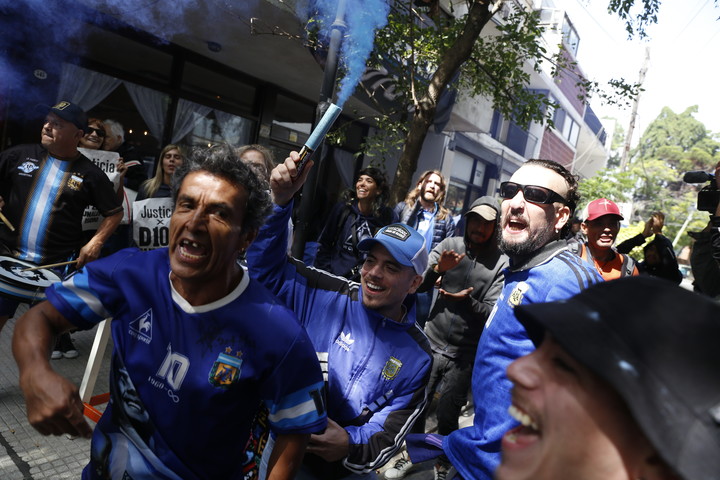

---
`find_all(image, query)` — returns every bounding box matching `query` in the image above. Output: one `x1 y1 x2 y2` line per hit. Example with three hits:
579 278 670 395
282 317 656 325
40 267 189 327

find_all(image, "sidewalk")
0 306 112 480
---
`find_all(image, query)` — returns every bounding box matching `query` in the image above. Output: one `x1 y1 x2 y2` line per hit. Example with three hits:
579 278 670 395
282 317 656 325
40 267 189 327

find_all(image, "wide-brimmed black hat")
514 276 720 480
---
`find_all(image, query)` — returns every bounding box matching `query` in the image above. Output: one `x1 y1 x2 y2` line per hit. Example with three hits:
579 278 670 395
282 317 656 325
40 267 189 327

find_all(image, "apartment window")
182 63 257 115
553 106 579 147
562 15 580 57
271 94 314 147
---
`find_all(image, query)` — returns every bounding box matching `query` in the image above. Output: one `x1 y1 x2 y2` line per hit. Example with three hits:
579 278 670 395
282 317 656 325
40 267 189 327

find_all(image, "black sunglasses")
500 181 568 205
87 127 106 137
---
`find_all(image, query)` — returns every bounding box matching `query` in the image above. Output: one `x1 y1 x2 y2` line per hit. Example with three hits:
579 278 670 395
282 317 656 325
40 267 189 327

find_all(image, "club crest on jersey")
67 174 84 191
208 348 243 388
381 356 402 380
508 282 530 307
18 161 39 175
129 308 153 344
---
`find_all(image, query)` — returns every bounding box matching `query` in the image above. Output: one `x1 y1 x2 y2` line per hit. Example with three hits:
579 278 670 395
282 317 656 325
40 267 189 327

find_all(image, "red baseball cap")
585 198 623 221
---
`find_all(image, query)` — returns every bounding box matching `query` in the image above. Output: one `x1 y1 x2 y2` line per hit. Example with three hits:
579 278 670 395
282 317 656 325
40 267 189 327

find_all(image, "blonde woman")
137 144 184 200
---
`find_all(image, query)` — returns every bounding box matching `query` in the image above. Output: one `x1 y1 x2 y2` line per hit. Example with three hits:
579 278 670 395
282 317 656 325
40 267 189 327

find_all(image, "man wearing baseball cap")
499 276 720 480
0 101 122 337
386 196 508 480
247 152 433 479
569 198 638 281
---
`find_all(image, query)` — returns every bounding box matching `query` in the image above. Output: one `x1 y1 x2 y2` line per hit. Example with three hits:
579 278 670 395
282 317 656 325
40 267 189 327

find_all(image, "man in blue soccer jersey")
13 146 327 480
247 152 433 479
440 159 601 479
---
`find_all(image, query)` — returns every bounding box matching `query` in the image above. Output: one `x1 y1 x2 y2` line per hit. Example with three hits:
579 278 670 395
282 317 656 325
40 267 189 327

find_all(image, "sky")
560 0 720 143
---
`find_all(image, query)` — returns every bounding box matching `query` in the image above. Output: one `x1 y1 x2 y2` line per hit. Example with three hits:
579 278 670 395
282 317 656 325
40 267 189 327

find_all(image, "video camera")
683 171 720 213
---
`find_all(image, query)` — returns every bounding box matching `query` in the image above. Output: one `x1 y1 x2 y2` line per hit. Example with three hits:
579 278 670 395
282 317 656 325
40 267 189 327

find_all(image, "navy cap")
39 101 88 133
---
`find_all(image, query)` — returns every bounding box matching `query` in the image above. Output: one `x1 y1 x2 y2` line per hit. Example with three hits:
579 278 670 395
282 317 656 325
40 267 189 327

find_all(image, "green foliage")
352 1 644 169
577 167 636 210
607 0 661 38
460 9 556 128
617 106 720 249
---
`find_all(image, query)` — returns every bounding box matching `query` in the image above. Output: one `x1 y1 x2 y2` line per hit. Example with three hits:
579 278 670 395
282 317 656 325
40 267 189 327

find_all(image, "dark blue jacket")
314 201 396 279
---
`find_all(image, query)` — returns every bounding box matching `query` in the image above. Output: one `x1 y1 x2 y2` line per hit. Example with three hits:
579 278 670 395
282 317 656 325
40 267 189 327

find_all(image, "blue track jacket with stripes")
247 202 433 477
443 241 601 479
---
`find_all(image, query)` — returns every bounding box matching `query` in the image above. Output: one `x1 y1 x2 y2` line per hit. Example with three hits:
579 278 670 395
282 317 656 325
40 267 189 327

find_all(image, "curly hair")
403 169 451 221
524 158 579 238
341 166 391 218
172 144 272 233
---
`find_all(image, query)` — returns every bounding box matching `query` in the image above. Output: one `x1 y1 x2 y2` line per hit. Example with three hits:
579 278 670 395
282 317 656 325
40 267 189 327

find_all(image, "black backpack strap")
619 253 637 277
566 240 583 257
331 205 354 248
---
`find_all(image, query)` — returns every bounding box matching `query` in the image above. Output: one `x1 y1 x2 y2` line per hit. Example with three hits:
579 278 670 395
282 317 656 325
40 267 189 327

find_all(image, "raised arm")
270 151 314 207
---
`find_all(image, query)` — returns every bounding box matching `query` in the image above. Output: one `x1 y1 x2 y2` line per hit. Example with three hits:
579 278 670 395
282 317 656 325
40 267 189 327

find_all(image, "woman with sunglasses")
79 118 106 150
79 118 128 185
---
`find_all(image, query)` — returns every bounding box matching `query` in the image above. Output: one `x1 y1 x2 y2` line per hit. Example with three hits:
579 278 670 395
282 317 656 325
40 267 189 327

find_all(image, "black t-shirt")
0 144 122 264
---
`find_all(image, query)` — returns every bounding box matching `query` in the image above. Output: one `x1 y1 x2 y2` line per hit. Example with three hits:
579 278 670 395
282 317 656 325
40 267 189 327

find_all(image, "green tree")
577 167 636 210
601 106 720 249
605 119 626 169
349 0 658 203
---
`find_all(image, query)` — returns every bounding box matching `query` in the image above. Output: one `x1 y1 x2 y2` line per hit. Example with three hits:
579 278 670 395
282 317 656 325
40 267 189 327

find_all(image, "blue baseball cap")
357 224 428 274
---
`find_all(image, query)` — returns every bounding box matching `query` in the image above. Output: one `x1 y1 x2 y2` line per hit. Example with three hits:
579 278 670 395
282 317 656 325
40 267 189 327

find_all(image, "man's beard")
499 227 555 258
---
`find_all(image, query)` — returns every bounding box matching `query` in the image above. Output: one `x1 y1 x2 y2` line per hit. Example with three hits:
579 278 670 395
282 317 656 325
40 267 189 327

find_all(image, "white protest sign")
79 148 121 231
132 197 174 250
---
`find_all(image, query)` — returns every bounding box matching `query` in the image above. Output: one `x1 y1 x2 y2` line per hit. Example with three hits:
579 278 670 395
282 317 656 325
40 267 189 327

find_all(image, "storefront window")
448 150 490 218
271 94 314 147
180 108 253 148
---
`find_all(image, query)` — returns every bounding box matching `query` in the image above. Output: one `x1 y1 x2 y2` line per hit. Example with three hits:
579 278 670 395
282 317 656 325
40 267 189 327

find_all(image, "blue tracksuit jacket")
443 240 601 479
247 202 433 476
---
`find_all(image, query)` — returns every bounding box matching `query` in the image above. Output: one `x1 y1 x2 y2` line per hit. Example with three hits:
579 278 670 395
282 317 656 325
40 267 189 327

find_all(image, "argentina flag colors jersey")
0 144 121 264
46 248 327 480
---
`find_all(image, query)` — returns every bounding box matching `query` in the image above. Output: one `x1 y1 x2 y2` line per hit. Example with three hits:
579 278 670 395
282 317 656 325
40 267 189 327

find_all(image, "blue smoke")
311 0 390 107
0 0 87 119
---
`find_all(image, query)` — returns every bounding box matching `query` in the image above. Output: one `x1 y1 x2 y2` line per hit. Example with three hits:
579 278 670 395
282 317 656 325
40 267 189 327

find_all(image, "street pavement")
0 305 111 479
0 304 474 480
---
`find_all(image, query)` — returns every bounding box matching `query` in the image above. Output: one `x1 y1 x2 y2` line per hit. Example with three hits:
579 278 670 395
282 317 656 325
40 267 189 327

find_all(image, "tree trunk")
389 0 498 204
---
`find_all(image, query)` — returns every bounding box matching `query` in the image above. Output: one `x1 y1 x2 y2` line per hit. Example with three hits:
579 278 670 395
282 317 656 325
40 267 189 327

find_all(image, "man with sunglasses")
440 159 601 479
0 101 122 336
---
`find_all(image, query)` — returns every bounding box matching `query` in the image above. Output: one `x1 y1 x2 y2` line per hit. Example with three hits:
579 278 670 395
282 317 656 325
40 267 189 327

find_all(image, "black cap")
38 101 88 133
514 276 720 480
